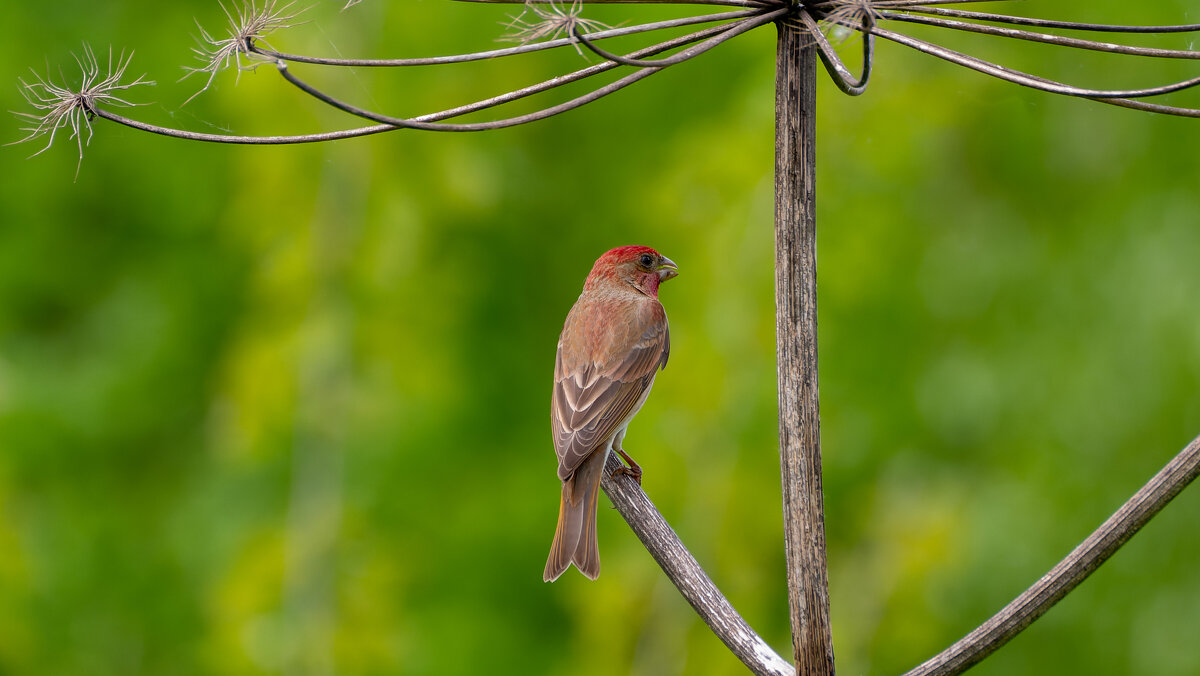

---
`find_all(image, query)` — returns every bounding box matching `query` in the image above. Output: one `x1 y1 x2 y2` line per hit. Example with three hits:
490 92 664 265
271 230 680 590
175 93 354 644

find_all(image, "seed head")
501 0 612 57
13 45 153 177
183 1 302 104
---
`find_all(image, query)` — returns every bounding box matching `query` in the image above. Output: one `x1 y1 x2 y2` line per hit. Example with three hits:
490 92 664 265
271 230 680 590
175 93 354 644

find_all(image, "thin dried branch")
867 23 1200 100
896 6 1200 33
1091 96 1200 118
902 434 1200 676
92 107 395 144
866 1 999 6
800 2 1200 117
11 45 153 176
570 13 762 68
266 9 785 131
252 9 761 66
400 19 751 121
879 11 1200 60
85 11 780 145
599 452 792 676
791 8 874 95
456 0 774 7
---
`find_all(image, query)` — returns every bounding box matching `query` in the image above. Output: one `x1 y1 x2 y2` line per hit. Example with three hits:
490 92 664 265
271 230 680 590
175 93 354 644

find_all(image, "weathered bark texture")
774 19 835 676
903 434 1200 676
601 453 793 676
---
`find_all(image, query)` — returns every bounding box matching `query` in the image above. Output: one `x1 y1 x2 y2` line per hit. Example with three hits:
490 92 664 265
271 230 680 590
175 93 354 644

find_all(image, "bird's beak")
656 257 679 282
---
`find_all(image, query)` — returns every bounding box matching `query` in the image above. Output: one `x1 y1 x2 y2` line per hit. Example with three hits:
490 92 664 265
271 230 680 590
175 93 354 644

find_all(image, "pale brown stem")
774 18 835 676
600 453 792 676
902 435 1200 676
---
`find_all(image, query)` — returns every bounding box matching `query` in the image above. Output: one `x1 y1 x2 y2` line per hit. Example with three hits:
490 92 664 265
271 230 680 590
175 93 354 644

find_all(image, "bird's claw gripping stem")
613 448 643 486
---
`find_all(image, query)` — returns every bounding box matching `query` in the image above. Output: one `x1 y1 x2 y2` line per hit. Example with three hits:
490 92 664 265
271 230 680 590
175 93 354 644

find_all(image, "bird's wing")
552 302 669 481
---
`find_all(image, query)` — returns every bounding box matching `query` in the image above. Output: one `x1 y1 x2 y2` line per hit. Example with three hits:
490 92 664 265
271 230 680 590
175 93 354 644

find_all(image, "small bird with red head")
544 245 679 582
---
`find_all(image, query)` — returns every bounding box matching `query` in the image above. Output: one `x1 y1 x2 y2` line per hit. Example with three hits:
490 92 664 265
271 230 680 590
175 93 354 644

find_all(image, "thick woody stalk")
774 17 835 676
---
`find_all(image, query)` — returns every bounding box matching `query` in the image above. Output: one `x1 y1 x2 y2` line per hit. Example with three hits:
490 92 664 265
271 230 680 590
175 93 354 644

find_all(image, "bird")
544 245 678 582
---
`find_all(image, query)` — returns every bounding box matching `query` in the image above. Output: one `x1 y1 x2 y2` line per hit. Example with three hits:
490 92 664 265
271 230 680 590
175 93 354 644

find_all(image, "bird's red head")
584 246 679 298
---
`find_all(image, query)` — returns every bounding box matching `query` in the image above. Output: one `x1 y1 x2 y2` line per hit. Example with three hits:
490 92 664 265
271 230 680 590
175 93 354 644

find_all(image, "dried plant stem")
92 108 395 144
867 0 999 7
572 28 715 68
88 9 783 145
775 17 834 676
794 9 873 96
867 23 1200 99
902 435 1200 676
599 452 792 676
269 9 784 131
1093 97 1200 117
406 20 746 120
897 6 1200 33
254 9 763 66
455 0 772 6
879 11 1200 60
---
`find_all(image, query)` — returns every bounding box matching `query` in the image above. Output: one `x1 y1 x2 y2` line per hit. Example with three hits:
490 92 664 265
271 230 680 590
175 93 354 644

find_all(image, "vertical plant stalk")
774 18 835 676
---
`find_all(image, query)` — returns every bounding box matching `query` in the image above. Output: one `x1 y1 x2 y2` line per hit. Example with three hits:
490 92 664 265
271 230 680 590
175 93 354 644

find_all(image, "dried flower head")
183 0 302 104
13 45 153 176
814 0 880 41
502 0 612 56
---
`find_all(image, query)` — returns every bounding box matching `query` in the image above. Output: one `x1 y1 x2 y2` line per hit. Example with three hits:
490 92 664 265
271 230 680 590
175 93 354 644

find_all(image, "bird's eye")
639 253 654 268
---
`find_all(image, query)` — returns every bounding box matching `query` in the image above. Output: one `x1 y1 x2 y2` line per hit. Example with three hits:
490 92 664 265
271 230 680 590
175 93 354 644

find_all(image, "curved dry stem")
275 58 660 131
79 12 772 147
570 8 775 68
867 23 1200 102
572 27 706 67
270 9 784 130
599 451 792 676
902 435 1200 676
895 6 1200 34
456 0 773 6
794 8 873 95
879 11 1200 60
1092 96 1200 117
253 10 762 66
867 1 1002 6
416 20 744 120
92 107 395 143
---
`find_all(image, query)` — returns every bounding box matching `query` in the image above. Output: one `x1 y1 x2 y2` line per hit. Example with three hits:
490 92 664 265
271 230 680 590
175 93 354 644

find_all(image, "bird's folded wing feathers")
552 311 670 480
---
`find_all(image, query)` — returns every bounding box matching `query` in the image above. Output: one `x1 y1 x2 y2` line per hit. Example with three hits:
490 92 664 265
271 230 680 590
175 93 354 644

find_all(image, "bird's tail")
544 450 606 582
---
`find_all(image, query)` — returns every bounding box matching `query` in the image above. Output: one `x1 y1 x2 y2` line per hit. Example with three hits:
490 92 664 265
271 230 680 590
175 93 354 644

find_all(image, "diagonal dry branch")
600 452 793 676
902 434 1200 676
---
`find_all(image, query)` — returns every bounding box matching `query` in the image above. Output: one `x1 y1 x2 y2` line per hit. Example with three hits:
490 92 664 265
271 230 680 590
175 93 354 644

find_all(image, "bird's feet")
612 448 643 486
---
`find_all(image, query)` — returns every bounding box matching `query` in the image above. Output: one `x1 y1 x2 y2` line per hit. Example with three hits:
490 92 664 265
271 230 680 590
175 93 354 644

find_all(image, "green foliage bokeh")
1 1 1197 674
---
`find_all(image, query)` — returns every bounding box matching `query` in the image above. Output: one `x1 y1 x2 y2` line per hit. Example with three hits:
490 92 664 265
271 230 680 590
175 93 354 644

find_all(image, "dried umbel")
13 45 152 176
14 0 1199 165
182 0 302 104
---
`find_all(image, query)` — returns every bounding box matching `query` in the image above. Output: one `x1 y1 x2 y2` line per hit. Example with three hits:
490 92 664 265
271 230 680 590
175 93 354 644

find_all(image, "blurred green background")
1 1 1198 674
